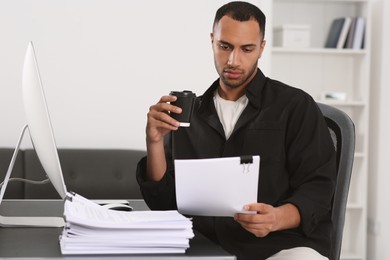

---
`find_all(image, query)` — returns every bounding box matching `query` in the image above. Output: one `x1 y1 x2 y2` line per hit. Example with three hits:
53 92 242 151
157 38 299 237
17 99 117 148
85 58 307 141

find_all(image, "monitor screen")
22 42 67 199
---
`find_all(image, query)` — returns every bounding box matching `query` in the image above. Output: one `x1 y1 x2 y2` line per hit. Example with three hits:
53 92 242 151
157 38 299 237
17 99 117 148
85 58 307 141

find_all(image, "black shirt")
137 69 337 260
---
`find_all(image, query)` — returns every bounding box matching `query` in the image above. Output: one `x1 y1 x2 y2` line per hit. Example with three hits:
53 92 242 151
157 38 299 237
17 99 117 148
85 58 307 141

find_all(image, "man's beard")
220 62 258 89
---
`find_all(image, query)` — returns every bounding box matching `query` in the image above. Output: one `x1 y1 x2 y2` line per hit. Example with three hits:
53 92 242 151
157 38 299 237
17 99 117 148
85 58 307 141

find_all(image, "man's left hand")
234 203 301 237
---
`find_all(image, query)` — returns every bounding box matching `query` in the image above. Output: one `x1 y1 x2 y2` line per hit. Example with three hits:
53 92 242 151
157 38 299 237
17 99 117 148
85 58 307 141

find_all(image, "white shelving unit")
268 1 370 259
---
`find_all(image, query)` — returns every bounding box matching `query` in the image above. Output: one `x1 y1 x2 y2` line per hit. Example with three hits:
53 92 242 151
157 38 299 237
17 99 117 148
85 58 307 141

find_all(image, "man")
137 1 336 259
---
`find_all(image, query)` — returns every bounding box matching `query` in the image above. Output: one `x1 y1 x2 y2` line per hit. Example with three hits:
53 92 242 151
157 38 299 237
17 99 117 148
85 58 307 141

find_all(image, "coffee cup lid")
170 90 196 97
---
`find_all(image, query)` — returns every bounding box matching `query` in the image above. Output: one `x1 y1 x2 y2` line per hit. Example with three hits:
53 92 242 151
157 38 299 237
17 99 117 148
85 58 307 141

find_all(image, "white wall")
368 0 390 259
0 0 271 150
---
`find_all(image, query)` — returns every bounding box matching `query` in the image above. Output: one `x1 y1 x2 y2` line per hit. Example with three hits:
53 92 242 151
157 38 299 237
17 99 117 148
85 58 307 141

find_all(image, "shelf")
274 0 369 5
271 1 370 259
315 100 366 107
340 252 364 260
347 203 364 210
354 152 365 159
272 47 367 55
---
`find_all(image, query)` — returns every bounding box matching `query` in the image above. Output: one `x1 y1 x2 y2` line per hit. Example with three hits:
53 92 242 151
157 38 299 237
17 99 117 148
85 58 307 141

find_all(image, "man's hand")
145 95 182 181
146 95 182 144
234 203 301 237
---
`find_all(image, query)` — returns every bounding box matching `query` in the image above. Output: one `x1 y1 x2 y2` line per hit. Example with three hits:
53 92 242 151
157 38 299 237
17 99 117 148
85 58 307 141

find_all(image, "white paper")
174 156 260 217
64 202 191 229
60 192 194 255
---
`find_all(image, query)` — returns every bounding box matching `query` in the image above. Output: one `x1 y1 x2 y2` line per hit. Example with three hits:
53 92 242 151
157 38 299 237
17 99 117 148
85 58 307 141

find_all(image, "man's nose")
227 50 240 66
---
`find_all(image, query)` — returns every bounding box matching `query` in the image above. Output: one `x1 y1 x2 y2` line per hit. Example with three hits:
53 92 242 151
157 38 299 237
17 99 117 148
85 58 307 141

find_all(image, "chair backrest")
317 103 355 260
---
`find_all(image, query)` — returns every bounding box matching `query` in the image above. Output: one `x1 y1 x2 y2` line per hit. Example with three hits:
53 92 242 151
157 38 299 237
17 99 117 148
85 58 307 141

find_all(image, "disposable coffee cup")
170 90 196 127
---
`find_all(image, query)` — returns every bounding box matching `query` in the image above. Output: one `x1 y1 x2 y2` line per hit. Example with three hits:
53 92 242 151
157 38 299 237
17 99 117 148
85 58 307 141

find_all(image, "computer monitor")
0 42 67 227
22 42 67 199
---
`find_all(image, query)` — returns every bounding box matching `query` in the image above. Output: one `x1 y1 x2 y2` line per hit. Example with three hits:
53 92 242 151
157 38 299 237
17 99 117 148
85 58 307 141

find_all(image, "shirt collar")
199 68 267 112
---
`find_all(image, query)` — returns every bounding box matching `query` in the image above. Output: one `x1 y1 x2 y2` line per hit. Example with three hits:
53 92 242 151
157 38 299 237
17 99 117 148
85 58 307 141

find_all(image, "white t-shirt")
213 90 249 139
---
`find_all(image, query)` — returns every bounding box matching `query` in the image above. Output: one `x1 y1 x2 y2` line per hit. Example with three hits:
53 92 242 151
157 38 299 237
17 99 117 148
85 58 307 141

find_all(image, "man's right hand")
146 95 182 144
145 95 182 181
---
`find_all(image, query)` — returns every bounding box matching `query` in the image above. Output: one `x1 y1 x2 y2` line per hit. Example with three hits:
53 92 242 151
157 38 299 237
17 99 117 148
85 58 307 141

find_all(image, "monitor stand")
0 125 65 227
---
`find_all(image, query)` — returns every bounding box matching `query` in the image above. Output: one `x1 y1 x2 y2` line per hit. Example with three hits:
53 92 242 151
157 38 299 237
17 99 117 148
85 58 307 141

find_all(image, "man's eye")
243 47 254 53
218 44 230 50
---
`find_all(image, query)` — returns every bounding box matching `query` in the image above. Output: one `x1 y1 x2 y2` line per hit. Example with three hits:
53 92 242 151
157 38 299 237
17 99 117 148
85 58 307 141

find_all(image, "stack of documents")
59 192 194 255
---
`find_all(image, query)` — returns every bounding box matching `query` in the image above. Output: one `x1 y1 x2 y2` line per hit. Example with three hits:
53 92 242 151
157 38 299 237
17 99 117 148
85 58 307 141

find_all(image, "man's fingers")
244 203 272 213
234 203 274 223
148 110 180 129
149 100 182 115
158 95 177 103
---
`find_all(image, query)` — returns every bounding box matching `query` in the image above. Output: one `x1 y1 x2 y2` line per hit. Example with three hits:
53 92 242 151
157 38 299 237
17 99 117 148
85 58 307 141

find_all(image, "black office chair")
317 103 355 260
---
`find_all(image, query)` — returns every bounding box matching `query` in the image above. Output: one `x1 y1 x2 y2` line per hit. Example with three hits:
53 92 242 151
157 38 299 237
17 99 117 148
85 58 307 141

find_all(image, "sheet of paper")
174 156 260 217
60 242 186 255
64 194 192 230
65 225 193 238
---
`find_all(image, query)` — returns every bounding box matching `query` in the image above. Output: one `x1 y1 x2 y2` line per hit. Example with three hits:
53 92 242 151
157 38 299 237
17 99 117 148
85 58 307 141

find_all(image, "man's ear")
261 40 266 49
258 40 266 59
210 33 214 43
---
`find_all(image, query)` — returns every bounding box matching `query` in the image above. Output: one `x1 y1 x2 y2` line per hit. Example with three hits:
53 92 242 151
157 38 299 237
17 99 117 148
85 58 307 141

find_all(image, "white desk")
0 200 235 259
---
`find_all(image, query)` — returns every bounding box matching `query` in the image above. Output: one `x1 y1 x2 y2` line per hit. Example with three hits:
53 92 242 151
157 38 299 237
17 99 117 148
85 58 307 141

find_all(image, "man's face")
211 16 265 90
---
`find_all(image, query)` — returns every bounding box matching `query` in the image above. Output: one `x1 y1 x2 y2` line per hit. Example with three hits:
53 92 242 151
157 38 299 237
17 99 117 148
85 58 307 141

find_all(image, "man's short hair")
213 1 266 40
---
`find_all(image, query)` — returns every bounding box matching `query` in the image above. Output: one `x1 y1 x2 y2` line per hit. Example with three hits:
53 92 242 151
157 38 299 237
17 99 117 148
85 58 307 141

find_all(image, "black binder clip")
65 191 76 202
240 155 253 173
240 155 253 164
65 194 73 202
